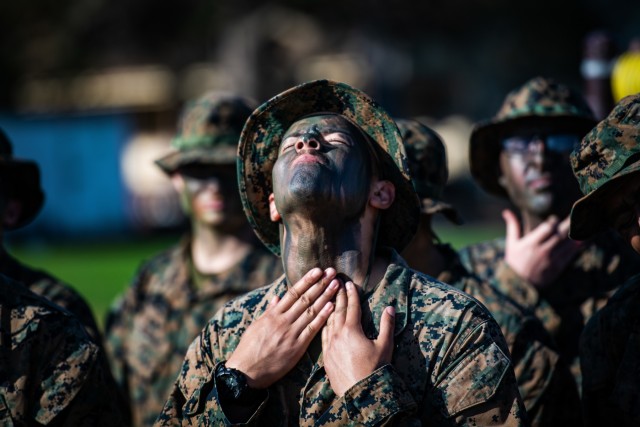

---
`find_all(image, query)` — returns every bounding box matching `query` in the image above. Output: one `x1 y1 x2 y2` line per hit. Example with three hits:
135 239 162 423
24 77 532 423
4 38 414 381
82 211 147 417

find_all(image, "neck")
402 215 445 277
280 211 378 291
190 220 254 274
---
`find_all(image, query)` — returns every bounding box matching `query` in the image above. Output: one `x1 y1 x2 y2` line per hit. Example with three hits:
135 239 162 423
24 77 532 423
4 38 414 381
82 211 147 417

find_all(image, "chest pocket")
437 341 510 418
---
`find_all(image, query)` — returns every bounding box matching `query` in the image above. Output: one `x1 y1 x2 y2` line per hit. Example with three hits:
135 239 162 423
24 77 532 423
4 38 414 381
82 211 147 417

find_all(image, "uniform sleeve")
493 262 561 336
510 317 581 427
155 316 269 426
433 320 527 426
103 264 149 403
33 316 129 426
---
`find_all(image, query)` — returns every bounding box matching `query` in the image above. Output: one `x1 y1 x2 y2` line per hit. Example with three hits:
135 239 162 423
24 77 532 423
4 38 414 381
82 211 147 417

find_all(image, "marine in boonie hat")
238 79 420 256
396 118 463 225
156 92 257 174
470 76 597 198
569 93 640 240
0 128 44 230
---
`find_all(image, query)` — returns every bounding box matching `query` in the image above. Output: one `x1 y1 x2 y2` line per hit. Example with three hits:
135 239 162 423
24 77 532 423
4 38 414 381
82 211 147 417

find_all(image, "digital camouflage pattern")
395 118 463 224
580 272 640 426
436 243 580 427
104 236 283 427
0 250 101 343
237 80 420 256
470 76 596 198
155 92 257 174
0 274 126 426
458 232 640 383
569 93 640 240
155 249 527 426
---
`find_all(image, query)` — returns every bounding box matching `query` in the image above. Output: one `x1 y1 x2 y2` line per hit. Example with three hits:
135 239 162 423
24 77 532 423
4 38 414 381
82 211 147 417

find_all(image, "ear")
171 174 185 192
497 175 507 188
3 200 22 228
268 193 281 222
369 180 395 210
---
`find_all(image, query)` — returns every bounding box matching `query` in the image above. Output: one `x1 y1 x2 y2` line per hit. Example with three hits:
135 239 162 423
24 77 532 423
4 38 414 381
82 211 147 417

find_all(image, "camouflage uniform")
396 118 579 426
157 80 527 426
569 94 640 426
460 77 640 381
104 93 283 427
157 249 526 426
0 273 126 426
105 237 282 426
0 250 101 342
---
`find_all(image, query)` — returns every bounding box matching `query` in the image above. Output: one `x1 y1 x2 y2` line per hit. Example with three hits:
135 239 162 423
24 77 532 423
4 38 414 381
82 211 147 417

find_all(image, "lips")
292 153 326 167
526 174 552 191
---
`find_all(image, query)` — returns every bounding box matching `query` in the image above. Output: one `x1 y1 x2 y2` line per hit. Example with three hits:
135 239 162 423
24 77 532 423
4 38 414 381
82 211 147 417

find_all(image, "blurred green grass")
8 223 503 331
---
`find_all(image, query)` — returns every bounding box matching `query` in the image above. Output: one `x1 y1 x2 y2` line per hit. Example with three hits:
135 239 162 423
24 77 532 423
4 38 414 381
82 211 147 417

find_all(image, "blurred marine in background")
104 92 283 427
570 94 640 427
458 77 640 384
0 129 127 425
397 118 581 427
0 128 103 342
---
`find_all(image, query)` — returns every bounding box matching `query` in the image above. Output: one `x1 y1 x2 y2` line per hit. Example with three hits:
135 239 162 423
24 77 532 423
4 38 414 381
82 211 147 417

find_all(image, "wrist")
215 361 262 402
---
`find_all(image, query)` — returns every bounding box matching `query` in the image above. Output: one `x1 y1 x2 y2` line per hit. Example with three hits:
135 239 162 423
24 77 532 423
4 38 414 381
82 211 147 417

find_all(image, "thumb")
502 209 521 244
377 306 396 358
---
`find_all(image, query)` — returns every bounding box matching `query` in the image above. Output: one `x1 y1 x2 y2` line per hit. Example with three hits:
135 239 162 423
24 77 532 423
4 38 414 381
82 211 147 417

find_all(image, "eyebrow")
283 128 352 138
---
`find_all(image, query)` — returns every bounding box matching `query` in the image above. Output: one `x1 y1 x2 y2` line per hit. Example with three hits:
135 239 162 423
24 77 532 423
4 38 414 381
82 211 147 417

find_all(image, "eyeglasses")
501 134 581 156
177 165 236 193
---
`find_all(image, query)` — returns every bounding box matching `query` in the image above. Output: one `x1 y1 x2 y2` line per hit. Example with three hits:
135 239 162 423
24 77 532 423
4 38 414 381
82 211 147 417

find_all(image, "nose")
294 134 320 152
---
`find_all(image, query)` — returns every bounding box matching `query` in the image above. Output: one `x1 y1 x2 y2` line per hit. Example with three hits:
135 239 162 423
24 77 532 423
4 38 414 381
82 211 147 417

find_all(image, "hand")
321 281 395 397
503 209 583 289
226 267 340 388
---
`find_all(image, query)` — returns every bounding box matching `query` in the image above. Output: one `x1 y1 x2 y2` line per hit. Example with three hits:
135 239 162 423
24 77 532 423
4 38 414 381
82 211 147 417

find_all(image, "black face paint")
272 114 377 286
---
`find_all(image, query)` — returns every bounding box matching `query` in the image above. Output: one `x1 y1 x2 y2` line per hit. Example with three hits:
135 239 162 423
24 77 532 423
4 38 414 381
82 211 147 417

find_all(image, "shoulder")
457 238 505 277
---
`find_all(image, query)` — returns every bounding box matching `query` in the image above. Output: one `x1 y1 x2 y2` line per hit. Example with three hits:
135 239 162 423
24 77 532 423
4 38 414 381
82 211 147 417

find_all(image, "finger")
292 278 340 333
267 295 280 310
332 284 348 329
556 216 571 237
299 301 334 343
345 281 362 327
376 306 396 360
525 215 558 244
277 267 325 312
502 209 521 246
287 269 338 319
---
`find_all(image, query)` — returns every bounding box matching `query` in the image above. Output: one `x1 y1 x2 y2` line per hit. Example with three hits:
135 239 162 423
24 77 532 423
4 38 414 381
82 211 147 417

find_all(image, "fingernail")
311 268 322 278
329 279 339 290
346 281 353 291
386 306 395 316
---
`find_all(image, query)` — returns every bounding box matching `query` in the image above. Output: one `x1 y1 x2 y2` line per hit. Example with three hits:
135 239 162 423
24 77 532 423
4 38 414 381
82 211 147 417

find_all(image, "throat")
280 214 369 287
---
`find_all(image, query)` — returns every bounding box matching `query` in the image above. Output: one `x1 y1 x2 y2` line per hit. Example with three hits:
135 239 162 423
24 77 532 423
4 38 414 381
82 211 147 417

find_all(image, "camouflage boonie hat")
569 93 640 240
0 128 44 230
470 76 596 198
238 80 420 256
156 92 257 174
396 118 463 225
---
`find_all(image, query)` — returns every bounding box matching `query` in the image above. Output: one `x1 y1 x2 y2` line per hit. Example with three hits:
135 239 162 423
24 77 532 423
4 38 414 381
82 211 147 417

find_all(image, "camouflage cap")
0 128 44 230
155 92 257 174
238 80 420 256
396 118 463 225
470 76 596 198
569 93 640 240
